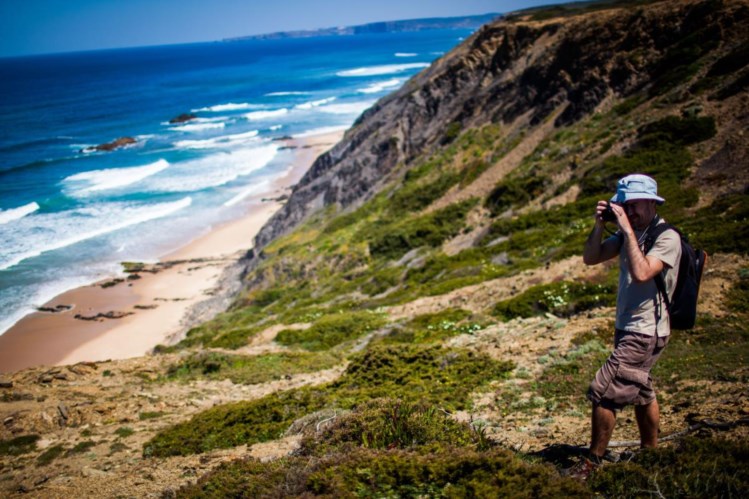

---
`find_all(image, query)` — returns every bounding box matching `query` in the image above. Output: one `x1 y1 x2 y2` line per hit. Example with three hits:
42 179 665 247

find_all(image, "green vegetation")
114 427 134 439
139 411 166 421
727 268 749 313
166 351 342 384
300 398 489 456
653 315 749 390
66 440 96 455
368 199 476 259
176 399 587 498
276 311 386 351
590 437 749 498
36 444 65 466
0 434 39 456
144 345 513 457
493 281 616 320
379 308 488 344
485 173 549 215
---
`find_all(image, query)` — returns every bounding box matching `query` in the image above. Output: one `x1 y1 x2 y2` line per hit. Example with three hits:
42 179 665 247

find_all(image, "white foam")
0 274 97 336
192 102 260 112
173 130 259 150
294 125 349 138
243 108 289 121
357 78 403 94
140 144 278 193
294 97 337 110
64 159 170 194
395 52 417 57
318 101 375 115
336 63 429 77
0 197 192 271
0 202 40 225
223 179 271 207
265 91 310 96
169 122 226 132
269 125 283 131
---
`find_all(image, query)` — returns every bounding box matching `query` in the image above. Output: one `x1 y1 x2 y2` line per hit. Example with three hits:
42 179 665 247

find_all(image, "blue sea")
0 29 471 335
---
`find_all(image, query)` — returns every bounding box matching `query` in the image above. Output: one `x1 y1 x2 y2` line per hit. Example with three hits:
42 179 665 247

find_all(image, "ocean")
0 29 472 336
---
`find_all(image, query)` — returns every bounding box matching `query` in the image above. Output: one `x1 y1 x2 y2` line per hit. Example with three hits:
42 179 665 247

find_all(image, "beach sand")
0 131 343 374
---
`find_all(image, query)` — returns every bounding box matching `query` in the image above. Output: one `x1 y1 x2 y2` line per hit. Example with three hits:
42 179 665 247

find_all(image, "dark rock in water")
272 135 294 141
169 113 197 124
82 137 136 153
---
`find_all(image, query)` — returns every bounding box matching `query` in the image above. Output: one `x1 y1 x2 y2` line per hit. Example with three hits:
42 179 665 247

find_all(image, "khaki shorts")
587 330 669 411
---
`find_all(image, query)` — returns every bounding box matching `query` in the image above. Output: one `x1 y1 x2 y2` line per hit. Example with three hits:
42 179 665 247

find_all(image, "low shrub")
145 345 513 457
590 436 749 498
177 446 587 498
275 311 386 351
36 444 65 466
166 351 342 384
0 434 39 456
300 398 489 457
66 440 96 455
369 199 476 259
492 281 616 320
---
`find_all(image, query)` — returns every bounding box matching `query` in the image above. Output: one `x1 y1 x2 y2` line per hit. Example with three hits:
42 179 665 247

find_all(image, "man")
578 173 681 476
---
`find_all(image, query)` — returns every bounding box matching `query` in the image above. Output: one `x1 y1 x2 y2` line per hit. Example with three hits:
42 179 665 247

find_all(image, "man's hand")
608 202 635 238
584 200 621 265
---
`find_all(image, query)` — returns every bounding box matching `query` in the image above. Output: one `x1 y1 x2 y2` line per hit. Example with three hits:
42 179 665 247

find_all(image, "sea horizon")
0 29 472 336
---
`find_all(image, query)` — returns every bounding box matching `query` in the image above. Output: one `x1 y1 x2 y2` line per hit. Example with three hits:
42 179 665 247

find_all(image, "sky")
0 0 567 58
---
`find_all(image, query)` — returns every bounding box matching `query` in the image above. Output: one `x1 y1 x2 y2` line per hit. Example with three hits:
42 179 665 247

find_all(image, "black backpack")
644 223 708 330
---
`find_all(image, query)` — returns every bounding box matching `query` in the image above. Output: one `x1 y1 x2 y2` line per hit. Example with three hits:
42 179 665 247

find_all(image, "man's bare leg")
635 399 659 448
590 403 616 459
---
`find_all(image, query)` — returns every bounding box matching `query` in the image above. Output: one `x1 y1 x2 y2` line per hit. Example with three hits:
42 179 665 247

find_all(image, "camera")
601 202 617 222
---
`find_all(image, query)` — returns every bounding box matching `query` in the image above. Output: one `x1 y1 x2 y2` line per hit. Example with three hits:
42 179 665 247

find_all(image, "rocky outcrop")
81 137 136 153
253 0 749 250
169 113 197 124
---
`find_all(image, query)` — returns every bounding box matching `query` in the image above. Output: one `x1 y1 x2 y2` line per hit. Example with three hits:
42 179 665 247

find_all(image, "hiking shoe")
562 457 600 481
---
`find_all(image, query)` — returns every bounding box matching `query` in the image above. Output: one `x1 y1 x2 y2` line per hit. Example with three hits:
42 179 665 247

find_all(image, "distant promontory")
223 14 500 41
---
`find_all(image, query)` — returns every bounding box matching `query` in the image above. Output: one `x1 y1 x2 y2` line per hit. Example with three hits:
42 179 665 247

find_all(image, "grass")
139 411 166 421
368 199 477 260
144 345 514 457
166 351 342 384
0 434 39 456
114 427 134 439
378 308 488 344
66 440 96 455
275 311 386 351
175 399 587 498
492 280 616 321
36 444 65 466
590 436 749 498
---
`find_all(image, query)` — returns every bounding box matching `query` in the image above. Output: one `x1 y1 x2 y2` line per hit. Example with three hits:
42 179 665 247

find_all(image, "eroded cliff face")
253 0 749 249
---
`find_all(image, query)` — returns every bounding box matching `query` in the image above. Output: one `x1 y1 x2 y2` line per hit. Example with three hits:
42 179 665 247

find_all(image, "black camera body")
601 202 617 222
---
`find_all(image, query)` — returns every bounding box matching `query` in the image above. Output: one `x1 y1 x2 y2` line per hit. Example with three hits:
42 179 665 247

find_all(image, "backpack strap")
644 221 680 315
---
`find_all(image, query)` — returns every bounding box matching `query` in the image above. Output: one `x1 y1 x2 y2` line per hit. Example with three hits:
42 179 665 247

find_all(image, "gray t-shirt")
611 218 681 337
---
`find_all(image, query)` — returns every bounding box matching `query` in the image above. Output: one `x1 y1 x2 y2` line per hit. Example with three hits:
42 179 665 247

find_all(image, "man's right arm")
583 200 621 265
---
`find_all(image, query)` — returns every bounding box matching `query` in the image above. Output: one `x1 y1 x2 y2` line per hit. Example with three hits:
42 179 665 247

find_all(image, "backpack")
644 223 708 330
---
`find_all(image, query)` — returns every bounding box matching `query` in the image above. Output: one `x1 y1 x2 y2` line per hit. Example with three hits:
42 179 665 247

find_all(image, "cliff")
254 0 749 248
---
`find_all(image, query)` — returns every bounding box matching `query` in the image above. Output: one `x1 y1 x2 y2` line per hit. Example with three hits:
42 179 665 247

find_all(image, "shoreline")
0 131 343 374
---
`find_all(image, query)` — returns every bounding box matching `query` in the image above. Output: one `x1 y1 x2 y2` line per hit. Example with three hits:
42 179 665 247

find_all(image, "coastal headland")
0 131 343 374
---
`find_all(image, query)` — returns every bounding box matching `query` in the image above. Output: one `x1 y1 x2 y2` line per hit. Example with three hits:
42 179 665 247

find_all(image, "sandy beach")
0 131 343 374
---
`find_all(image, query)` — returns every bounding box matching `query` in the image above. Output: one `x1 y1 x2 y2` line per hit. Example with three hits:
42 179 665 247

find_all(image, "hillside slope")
2 0 749 496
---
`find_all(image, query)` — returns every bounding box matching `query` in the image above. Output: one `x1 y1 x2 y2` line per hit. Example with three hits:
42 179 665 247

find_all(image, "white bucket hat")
610 174 665 205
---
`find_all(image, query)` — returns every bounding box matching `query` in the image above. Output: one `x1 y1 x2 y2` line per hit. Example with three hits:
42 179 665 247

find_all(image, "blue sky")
0 0 566 57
